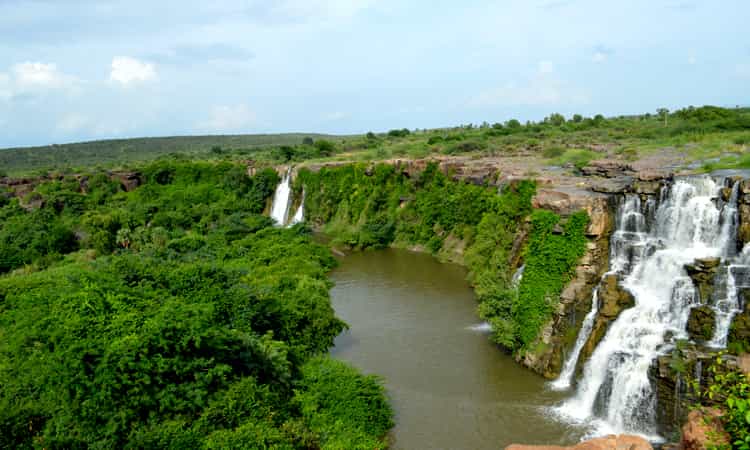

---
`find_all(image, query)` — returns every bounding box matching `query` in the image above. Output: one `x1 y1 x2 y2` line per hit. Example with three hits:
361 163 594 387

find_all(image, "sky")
0 0 748 148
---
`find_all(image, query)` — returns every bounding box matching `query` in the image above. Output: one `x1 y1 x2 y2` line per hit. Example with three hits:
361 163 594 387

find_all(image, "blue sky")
0 0 748 148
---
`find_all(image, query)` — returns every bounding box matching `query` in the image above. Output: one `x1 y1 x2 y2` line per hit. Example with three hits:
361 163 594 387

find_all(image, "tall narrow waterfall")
289 191 305 226
550 290 600 391
270 169 292 225
556 176 743 439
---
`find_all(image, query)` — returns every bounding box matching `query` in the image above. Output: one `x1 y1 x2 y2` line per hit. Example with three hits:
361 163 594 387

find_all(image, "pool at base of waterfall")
328 248 587 450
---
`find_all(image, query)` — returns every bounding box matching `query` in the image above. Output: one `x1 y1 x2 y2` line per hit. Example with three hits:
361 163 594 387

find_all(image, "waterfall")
555 176 742 439
289 190 305 226
270 169 293 226
550 290 600 391
512 264 525 287
709 246 750 347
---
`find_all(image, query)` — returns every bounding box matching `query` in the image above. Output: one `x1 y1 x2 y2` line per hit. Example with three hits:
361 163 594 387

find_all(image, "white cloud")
537 60 554 74
12 62 73 88
737 63 750 78
110 56 157 85
688 55 697 65
0 62 79 101
56 113 90 133
199 104 257 132
593 52 607 63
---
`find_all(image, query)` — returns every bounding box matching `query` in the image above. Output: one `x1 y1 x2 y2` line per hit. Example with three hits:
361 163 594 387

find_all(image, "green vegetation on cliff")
299 163 589 351
0 161 392 449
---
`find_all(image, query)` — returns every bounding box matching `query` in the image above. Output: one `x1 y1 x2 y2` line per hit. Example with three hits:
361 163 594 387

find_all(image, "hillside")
0 133 339 176
2 106 748 178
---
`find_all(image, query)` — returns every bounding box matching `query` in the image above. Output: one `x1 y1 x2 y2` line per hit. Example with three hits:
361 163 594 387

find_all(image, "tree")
302 137 314 145
572 114 583 123
314 140 336 157
546 113 566 126
505 119 521 129
657 108 669 127
366 131 377 140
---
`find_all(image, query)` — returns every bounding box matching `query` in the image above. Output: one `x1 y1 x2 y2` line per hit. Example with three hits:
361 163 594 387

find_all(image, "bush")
542 146 566 158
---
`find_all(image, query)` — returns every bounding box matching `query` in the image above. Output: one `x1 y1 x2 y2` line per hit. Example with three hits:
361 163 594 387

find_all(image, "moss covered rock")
687 305 716 342
728 290 750 353
684 257 721 303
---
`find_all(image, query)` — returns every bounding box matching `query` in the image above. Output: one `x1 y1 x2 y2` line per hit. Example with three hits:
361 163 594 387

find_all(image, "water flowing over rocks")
505 435 652 450
555 176 745 440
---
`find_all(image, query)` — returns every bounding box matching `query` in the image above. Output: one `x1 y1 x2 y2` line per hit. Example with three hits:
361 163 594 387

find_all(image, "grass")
546 148 599 169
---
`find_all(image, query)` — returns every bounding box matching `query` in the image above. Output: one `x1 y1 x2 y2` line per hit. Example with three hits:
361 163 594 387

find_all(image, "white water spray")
270 169 292 226
556 177 742 439
550 290 600 391
289 191 305 226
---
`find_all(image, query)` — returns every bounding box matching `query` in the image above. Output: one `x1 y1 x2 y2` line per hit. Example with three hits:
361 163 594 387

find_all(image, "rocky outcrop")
109 171 142 192
684 257 721 303
577 274 635 366
580 160 634 178
740 180 750 247
687 306 716 342
0 171 143 204
681 409 730 450
505 434 652 450
650 348 742 435
728 289 750 353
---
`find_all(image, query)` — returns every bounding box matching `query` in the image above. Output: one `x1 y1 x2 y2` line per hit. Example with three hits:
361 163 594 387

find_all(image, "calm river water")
329 248 585 450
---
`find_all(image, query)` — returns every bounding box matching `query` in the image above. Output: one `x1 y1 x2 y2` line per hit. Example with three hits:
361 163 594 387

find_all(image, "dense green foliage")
693 354 750 450
300 163 593 351
515 211 589 347
0 161 392 448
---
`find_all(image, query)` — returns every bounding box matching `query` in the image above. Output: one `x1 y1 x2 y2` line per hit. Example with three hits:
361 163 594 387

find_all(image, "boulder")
681 409 730 450
505 434 652 450
684 258 721 303
598 273 636 318
687 306 717 342
110 171 142 192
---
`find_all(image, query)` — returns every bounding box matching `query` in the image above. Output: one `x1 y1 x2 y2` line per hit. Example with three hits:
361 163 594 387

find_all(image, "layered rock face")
518 192 613 378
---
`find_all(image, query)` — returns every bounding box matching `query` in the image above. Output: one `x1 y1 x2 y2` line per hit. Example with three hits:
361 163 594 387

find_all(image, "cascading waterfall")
270 169 293 226
709 245 750 347
289 190 305 226
555 176 743 439
512 264 525 287
550 290 600 391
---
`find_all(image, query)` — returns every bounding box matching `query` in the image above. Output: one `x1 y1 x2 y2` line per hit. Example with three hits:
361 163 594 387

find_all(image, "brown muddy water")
329 248 586 450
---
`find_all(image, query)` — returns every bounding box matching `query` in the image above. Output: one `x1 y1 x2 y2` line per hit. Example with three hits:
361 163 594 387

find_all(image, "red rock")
681 409 730 450
506 434 652 450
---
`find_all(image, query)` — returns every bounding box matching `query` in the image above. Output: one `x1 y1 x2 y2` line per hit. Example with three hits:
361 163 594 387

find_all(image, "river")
329 248 585 450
